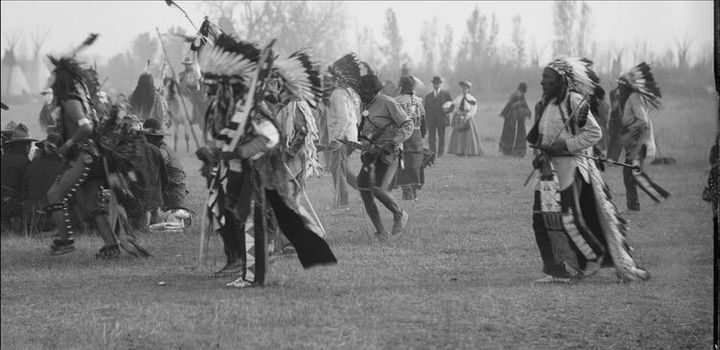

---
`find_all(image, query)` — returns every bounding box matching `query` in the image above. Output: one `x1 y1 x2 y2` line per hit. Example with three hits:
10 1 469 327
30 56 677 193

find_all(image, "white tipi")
29 27 51 93
1 32 31 97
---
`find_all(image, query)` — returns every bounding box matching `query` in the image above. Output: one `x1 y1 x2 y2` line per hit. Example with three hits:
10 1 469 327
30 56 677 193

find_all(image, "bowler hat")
431 76 443 84
181 56 194 65
459 80 472 88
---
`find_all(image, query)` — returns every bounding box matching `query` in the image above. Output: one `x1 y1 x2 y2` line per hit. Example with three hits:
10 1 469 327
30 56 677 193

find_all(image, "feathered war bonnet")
197 33 261 85
617 62 662 109
327 52 363 92
272 48 324 108
47 33 99 101
546 56 604 100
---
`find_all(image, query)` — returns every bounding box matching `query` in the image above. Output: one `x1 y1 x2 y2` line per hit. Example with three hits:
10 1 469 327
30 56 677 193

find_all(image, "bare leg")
360 190 385 234
371 187 401 216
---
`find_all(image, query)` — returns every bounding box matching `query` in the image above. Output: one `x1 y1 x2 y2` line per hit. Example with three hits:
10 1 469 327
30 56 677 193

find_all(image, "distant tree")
552 0 576 56
419 17 439 75
438 24 454 78
202 1 347 63
356 26 382 70
511 15 526 68
675 33 692 72
130 32 159 69
575 1 591 56
379 7 408 79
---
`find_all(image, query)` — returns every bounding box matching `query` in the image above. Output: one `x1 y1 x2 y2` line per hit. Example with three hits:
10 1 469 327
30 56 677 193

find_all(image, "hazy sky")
0 1 713 65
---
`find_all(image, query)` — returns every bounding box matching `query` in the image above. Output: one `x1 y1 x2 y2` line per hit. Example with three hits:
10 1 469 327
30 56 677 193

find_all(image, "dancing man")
196 33 336 288
612 63 663 211
45 35 146 258
354 71 413 238
527 57 649 283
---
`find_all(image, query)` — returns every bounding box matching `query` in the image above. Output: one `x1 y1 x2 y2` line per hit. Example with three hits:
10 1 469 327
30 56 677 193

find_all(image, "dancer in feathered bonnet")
610 63 668 211
527 56 649 283
194 27 336 288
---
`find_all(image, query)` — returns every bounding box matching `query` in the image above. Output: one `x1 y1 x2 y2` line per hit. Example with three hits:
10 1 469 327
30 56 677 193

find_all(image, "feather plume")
69 33 99 57
165 0 174 6
327 52 363 92
618 62 662 108
191 17 221 52
274 48 323 107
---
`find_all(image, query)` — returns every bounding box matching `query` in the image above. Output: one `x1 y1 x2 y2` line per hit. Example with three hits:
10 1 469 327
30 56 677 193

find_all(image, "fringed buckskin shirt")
538 91 602 190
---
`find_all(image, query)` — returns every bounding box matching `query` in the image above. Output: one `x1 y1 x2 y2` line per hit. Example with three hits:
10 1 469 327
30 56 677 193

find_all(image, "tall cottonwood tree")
419 17 439 75
202 1 347 63
511 15 526 68
438 24 454 78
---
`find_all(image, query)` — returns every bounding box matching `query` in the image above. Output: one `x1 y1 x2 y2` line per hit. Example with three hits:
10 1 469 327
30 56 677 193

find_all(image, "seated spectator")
1 123 36 231
142 119 189 226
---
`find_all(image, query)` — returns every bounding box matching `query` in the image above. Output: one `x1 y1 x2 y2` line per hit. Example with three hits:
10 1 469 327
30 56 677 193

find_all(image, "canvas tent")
1 34 31 97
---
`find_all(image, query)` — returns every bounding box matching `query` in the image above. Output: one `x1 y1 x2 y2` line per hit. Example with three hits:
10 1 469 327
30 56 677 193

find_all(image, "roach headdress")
47 33 100 101
546 56 604 99
273 48 323 108
617 62 662 108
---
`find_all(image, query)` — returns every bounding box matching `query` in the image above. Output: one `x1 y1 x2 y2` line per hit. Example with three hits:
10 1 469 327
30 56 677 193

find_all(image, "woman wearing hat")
448 80 484 156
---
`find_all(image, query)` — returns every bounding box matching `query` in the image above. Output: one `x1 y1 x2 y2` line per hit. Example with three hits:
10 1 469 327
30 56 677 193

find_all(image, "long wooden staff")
155 27 201 149
283 164 327 237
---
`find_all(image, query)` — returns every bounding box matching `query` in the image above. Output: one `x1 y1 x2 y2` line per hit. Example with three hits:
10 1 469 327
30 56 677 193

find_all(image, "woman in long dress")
448 81 483 156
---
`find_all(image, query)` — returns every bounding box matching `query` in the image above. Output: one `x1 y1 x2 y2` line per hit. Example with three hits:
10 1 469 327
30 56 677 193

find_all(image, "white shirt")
538 92 602 189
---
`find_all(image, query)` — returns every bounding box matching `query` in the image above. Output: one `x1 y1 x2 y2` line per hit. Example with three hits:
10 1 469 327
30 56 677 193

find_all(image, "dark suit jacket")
423 89 453 127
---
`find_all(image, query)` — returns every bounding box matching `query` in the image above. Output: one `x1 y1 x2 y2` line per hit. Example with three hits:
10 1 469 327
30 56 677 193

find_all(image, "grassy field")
1 93 717 349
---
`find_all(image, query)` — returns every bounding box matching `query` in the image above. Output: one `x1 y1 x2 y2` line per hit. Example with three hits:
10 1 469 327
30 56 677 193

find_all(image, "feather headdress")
617 62 662 108
327 52 364 92
273 48 323 107
198 33 260 84
547 56 604 99
47 33 99 79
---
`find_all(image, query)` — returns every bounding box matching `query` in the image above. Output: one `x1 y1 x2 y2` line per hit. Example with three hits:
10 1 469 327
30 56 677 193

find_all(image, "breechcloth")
46 152 105 239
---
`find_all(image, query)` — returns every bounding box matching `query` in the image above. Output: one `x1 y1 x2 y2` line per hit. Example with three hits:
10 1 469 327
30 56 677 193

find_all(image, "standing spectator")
498 82 531 157
448 81 483 156
394 76 427 201
423 76 453 158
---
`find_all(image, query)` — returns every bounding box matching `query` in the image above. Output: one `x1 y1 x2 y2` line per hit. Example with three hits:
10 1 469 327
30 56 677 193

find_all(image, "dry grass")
1 94 716 349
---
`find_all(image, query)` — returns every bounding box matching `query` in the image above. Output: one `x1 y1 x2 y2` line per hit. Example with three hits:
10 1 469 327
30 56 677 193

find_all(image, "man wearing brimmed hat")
143 118 187 213
1 123 36 230
423 76 453 158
